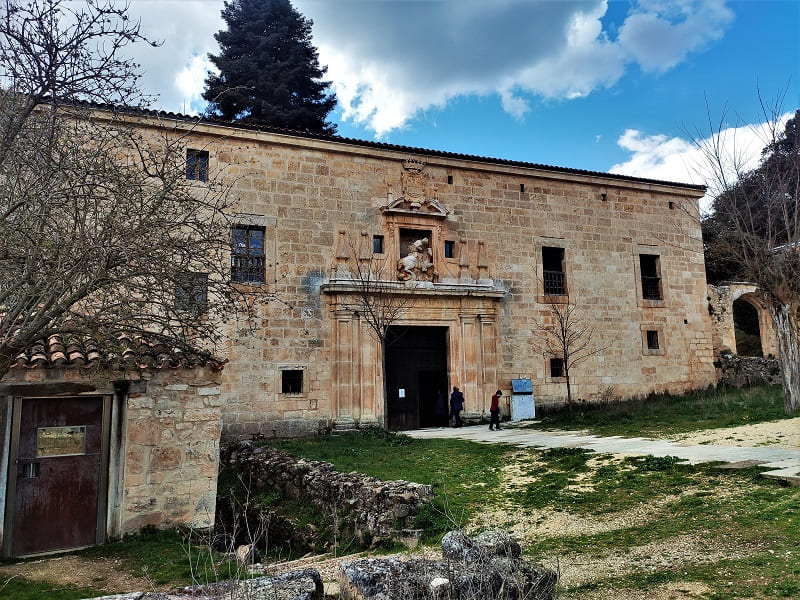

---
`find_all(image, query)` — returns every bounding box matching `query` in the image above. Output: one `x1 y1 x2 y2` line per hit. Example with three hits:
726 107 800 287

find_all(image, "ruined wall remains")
227 441 433 543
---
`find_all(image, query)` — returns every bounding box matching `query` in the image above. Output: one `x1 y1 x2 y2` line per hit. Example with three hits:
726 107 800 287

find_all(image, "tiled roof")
13 334 225 371
79 100 706 192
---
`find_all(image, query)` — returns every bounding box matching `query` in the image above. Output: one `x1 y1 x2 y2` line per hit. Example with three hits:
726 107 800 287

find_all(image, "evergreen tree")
204 0 337 134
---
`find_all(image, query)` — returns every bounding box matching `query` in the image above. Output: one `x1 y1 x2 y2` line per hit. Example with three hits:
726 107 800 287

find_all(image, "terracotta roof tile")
14 334 225 371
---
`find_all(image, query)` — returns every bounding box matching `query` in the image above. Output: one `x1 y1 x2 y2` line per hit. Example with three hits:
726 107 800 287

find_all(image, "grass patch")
0 577 102 600
533 384 788 437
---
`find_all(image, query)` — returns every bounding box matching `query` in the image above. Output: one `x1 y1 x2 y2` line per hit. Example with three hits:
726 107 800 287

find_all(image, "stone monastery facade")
162 114 715 439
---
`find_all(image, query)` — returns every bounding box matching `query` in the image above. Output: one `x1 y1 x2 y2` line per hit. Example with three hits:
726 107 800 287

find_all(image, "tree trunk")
770 302 800 414
565 367 573 418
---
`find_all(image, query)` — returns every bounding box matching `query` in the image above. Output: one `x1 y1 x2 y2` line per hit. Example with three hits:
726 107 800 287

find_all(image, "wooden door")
7 396 106 556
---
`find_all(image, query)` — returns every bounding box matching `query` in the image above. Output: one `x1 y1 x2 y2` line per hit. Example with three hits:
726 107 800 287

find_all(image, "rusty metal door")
7 396 106 556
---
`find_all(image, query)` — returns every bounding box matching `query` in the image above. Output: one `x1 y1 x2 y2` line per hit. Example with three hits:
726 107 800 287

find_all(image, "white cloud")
295 0 735 135
111 1 734 132
609 114 790 214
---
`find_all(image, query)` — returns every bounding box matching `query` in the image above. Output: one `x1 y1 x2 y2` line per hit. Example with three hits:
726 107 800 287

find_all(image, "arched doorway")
733 297 763 356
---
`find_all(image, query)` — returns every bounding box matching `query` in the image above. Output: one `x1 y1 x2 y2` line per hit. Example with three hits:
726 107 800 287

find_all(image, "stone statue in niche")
397 237 436 282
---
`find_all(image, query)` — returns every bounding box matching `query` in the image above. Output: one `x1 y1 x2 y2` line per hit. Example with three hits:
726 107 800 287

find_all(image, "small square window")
372 235 384 254
444 240 455 259
281 369 303 394
646 330 660 350
186 149 209 182
550 357 564 378
175 273 208 312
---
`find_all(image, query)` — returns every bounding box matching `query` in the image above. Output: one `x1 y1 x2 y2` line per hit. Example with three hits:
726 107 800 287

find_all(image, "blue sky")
127 0 799 195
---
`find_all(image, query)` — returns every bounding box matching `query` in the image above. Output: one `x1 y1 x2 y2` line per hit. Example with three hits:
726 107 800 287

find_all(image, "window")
444 240 455 259
372 235 384 254
175 273 208 312
519 183 525 193
639 254 662 300
550 357 564 378
186 149 208 182
447 175 453 185
542 246 566 296
231 225 266 283
281 369 303 394
646 330 660 350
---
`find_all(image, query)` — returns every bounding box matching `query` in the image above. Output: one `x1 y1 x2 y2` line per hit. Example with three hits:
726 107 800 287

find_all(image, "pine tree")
204 0 337 134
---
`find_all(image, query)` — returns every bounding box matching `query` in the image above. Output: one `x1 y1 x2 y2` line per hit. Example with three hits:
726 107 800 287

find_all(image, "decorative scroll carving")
383 159 449 218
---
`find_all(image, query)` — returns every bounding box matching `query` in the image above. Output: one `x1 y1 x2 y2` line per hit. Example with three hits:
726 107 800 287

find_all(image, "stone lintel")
321 280 505 298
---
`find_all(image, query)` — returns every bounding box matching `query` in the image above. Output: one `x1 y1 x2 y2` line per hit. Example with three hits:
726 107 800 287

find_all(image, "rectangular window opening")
639 254 662 300
232 225 266 283
372 235 384 254
281 369 303 394
550 357 564 378
186 149 209 182
444 240 455 259
447 175 453 185
542 246 566 295
175 273 209 312
646 330 660 350
520 183 525 193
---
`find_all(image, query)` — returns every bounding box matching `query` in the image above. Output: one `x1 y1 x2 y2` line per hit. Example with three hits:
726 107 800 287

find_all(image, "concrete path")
403 425 800 485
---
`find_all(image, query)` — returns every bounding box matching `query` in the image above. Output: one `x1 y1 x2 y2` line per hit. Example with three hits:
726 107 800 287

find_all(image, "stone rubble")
338 529 557 600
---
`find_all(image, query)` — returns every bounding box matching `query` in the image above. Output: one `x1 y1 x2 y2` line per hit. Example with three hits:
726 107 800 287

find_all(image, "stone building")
142 111 716 439
0 336 223 557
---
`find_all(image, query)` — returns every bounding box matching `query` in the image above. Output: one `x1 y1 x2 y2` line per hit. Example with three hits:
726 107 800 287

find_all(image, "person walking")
449 386 464 428
489 389 502 430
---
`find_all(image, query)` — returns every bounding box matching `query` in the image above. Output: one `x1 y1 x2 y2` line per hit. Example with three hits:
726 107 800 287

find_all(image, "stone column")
459 315 480 412
333 309 356 430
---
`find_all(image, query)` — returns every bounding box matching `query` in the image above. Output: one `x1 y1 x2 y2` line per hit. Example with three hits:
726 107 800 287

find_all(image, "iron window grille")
542 246 566 295
639 254 662 300
231 226 266 283
186 149 209 182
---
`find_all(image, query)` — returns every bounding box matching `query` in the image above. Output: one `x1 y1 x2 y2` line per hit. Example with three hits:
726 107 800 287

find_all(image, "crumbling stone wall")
718 353 782 387
227 441 432 544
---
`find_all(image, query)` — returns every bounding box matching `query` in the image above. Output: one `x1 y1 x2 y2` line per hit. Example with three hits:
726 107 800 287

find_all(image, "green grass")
532 384 789 437
268 428 510 542
78 526 236 588
0 577 102 600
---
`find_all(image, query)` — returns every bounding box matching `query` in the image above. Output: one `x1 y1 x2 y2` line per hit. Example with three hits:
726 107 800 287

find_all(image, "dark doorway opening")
385 326 448 430
733 298 763 356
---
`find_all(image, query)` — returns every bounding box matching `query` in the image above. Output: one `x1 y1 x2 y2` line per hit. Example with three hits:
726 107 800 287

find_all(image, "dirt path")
670 416 800 449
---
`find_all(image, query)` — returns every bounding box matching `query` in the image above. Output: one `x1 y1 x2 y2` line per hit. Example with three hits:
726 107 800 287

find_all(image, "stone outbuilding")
0 336 224 557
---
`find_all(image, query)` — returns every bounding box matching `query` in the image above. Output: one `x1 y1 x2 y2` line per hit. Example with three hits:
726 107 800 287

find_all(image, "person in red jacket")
489 389 502 430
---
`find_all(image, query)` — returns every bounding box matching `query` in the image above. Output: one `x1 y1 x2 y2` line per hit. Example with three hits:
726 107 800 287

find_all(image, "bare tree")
0 0 244 378
533 295 606 416
696 94 800 413
333 231 414 431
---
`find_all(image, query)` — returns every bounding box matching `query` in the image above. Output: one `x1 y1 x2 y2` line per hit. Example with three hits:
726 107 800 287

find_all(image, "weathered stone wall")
121 366 223 533
707 283 779 359
136 117 717 437
718 353 782 388
228 441 433 543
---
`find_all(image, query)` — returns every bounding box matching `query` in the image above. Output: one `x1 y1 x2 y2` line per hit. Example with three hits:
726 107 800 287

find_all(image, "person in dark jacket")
489 389 502 430
449 386 465 427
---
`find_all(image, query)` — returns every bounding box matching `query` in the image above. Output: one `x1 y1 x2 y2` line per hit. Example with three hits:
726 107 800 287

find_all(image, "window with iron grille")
550 357 565 378
231 225 266 283
186 149 209 182
639 254 662 300
175 273 208 312
542 246 566 295
281 369 303 394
